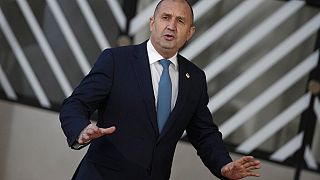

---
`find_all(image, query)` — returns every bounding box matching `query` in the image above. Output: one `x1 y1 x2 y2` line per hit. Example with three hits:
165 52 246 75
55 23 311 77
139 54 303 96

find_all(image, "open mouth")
164 34 175 40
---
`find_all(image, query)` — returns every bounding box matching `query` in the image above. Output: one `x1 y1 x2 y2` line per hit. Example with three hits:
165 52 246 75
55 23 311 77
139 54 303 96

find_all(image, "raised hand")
78 124 116 144
221 156 261 180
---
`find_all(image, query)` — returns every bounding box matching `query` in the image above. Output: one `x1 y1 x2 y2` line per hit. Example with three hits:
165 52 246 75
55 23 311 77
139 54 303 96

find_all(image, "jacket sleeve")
59 49 114 148
186 71 232 179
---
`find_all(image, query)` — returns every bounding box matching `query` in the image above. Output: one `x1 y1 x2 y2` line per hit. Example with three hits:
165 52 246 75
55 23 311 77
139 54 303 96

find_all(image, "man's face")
149 0 195 58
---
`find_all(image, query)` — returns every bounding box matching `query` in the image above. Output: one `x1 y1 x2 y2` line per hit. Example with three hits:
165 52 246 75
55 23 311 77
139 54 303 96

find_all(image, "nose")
167 19 177 31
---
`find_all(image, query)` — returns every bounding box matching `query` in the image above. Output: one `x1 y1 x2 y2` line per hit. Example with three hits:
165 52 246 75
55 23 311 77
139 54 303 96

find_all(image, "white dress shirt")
147 40 179 110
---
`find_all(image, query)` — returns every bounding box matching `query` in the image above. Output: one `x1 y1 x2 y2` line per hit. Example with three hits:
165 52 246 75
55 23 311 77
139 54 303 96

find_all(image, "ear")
149 17 155 32
187 26 196 41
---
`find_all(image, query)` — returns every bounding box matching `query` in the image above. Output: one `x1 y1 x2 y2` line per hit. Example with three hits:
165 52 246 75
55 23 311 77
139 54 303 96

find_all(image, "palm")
221 156 261 180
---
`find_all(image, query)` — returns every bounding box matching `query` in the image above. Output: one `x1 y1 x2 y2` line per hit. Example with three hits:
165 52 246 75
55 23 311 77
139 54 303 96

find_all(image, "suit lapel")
160 55 190 137
131 42 159 136
131 44 191 138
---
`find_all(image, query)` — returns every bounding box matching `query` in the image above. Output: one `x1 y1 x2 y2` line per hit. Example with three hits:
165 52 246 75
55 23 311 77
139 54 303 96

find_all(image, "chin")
160 42 175 49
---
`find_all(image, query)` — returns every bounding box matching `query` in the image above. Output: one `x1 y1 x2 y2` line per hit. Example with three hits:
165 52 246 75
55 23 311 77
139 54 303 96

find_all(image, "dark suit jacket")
59 41 232 180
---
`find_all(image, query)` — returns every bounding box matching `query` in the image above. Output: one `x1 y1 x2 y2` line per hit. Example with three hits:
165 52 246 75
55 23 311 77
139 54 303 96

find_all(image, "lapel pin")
186 73 190 79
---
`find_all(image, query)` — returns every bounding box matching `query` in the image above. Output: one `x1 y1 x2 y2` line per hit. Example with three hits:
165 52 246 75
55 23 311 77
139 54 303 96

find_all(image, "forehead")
155 0 192 19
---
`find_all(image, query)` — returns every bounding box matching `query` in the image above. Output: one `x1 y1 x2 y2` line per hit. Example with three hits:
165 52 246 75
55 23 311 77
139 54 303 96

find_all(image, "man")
59 0 261 179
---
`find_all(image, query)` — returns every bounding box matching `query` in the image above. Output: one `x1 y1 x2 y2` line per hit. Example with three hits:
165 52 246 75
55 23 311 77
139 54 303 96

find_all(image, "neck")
159 50 175 59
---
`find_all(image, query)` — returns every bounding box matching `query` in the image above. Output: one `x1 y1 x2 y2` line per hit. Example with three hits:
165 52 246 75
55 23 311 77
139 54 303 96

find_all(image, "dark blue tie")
157 59 172 133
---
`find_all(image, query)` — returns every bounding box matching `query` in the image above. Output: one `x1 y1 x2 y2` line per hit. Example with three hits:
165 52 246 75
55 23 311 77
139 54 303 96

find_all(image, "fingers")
237 156 254 164
242 157 261 177
237 156 260 167
243 160 261 169
78 133 90 144
86 124 99 135
231 156 261 178
247 172 260 177
78 124 116 144
100 126 116 135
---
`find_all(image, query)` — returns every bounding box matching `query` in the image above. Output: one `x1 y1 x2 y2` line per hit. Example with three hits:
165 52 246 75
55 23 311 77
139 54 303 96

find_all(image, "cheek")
150 21 159 33
177 31 189 41
152 23 161 33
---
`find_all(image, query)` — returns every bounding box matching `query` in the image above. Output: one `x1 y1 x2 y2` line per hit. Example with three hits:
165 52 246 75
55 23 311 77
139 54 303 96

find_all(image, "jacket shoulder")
178 54 205 76
103 41 146 55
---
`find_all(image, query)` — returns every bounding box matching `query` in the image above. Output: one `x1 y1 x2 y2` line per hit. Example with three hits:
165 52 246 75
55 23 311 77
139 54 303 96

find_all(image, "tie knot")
159 59 171 70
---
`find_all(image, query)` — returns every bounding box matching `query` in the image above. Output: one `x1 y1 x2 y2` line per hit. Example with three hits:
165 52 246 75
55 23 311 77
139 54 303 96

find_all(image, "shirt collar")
147 40 178 69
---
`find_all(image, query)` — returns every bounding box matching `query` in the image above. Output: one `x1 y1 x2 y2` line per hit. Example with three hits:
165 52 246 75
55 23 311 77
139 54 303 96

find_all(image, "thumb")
99 126 116 135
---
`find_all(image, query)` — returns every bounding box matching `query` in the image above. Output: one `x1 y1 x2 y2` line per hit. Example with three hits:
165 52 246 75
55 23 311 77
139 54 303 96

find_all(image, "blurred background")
0 0 319 179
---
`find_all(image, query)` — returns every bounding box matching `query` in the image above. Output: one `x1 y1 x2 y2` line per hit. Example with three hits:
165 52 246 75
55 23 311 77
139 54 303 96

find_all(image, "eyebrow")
161 13 186 21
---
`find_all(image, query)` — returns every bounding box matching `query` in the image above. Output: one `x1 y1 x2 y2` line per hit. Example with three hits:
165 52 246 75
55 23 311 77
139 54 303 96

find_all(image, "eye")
162 15 169 20
178 18 185 24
